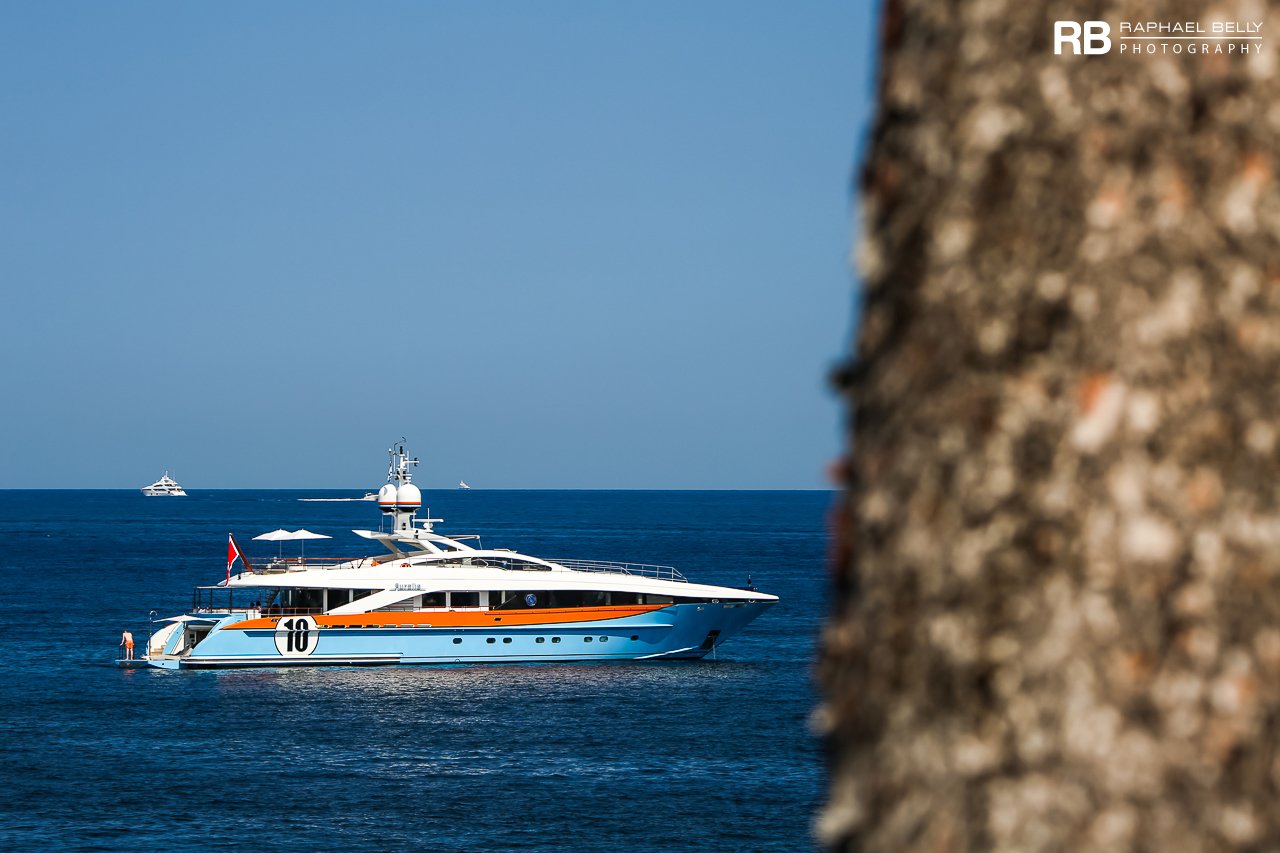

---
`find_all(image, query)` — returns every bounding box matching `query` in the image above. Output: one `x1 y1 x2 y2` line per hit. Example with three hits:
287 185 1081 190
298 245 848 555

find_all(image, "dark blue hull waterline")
0 489 829 850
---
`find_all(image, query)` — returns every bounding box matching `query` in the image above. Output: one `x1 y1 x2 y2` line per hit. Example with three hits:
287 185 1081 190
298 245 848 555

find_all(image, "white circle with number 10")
274 615 319 657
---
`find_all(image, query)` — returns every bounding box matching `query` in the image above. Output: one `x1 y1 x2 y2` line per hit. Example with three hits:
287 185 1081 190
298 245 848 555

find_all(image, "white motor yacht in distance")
141 472 186 496
123 443 777 669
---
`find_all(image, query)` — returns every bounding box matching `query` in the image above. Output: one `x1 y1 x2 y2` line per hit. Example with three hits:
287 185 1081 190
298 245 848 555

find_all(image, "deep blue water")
0 490 831 851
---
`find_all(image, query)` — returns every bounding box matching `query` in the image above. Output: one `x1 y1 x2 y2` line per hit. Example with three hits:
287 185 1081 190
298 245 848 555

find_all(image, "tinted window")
545 590 613 608
450 591 480 608
494 591 550 610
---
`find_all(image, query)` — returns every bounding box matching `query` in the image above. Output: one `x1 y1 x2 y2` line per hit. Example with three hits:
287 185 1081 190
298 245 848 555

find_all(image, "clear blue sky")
0 2 877 489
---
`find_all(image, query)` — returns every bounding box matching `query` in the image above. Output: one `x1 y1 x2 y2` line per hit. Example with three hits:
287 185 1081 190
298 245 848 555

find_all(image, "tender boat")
122 444 777 669
141 472 186 496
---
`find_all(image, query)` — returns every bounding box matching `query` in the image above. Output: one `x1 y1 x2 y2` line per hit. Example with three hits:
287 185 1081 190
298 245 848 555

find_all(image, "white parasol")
253 528 332 560
254 528 296 558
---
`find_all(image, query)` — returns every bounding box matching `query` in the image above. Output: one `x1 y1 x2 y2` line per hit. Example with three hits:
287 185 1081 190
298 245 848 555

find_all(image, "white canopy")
253 528 294 541
287 529 331 541
253 529 332 541
251 528 332 561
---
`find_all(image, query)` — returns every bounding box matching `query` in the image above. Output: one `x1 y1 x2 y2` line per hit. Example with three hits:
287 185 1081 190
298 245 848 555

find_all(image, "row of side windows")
450 635 642 644
413 591 679 610
490 591 694 610
396 590 741 612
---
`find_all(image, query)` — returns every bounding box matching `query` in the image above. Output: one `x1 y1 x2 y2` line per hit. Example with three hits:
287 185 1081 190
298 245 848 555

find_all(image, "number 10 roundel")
274 615 319 657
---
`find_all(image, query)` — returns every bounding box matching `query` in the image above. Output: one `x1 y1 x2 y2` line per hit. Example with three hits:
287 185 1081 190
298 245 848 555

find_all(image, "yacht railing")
250 556 376 574
549 559 688 582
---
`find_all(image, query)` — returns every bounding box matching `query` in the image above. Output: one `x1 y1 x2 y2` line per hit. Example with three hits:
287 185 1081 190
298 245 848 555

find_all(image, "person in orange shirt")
120 630 135 660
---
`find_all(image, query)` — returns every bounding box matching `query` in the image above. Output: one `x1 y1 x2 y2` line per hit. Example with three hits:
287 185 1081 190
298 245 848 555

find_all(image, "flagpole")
226 533 254 613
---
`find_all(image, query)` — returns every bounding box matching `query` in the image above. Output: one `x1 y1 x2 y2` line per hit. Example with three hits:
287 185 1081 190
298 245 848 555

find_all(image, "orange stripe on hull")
228 604 667 631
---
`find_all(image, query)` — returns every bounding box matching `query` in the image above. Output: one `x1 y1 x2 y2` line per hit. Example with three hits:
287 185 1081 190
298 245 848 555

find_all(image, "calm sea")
0 489 831 851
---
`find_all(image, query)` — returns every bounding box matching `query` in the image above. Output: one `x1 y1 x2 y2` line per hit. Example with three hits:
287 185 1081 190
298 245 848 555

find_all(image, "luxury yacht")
121 444 776 669
141 472 186 497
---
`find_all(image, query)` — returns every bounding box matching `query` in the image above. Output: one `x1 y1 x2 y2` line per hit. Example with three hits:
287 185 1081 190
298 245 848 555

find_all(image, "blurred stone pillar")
822 1 1280 849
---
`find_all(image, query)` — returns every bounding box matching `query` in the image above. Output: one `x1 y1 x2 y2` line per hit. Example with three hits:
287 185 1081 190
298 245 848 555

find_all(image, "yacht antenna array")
387 439 419 484
378 440 424 533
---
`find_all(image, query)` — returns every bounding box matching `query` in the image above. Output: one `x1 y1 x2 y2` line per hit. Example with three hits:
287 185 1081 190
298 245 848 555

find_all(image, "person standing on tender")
120 630 134 660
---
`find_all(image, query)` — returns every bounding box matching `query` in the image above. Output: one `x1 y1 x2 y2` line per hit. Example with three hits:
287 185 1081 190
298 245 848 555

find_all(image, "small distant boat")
458 481 472 490
141 472 186 497
298 493 378 502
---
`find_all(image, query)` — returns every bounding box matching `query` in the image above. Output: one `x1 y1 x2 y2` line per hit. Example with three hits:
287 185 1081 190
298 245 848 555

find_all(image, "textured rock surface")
821 1 1280 850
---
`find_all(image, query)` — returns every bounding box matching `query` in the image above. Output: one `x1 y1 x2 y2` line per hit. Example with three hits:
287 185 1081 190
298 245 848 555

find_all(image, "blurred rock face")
822 1 1280 850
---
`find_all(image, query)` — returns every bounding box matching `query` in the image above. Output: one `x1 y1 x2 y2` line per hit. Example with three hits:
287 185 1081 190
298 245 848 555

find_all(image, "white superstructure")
141 472 186 496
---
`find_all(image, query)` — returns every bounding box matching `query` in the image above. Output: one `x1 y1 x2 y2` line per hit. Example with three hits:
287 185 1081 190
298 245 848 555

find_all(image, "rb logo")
1054 21 1112 54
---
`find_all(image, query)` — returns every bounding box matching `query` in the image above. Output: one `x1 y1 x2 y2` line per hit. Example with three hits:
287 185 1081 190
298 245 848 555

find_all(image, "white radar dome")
377 483 399 513
396 482 422 512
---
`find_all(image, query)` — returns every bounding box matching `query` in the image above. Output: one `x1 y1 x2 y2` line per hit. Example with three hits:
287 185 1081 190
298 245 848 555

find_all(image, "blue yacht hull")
139 601 774 670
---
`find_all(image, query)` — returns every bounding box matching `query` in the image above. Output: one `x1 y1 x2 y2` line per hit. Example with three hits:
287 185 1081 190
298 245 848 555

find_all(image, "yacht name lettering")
395 583 422 591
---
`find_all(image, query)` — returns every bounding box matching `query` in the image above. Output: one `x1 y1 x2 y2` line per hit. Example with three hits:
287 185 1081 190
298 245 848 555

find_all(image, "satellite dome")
377 483 398 513
396 482 422 512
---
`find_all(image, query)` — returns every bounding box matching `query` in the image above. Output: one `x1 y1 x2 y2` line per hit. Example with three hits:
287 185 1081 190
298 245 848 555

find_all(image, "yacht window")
502 637 512 644
486 637 496 644
449 591 480 609
642 594 675 605
552 637 561 644
544 590 613 608
452 637 462 644
630 635 639 641
419 591 446 608
351 589 374 601
493 591 551 610
547 590 582 608
329 589 352 608
488 591 508 609
583 636 593 643
292 588 325 612
536 637 545 644
611 592 642 606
